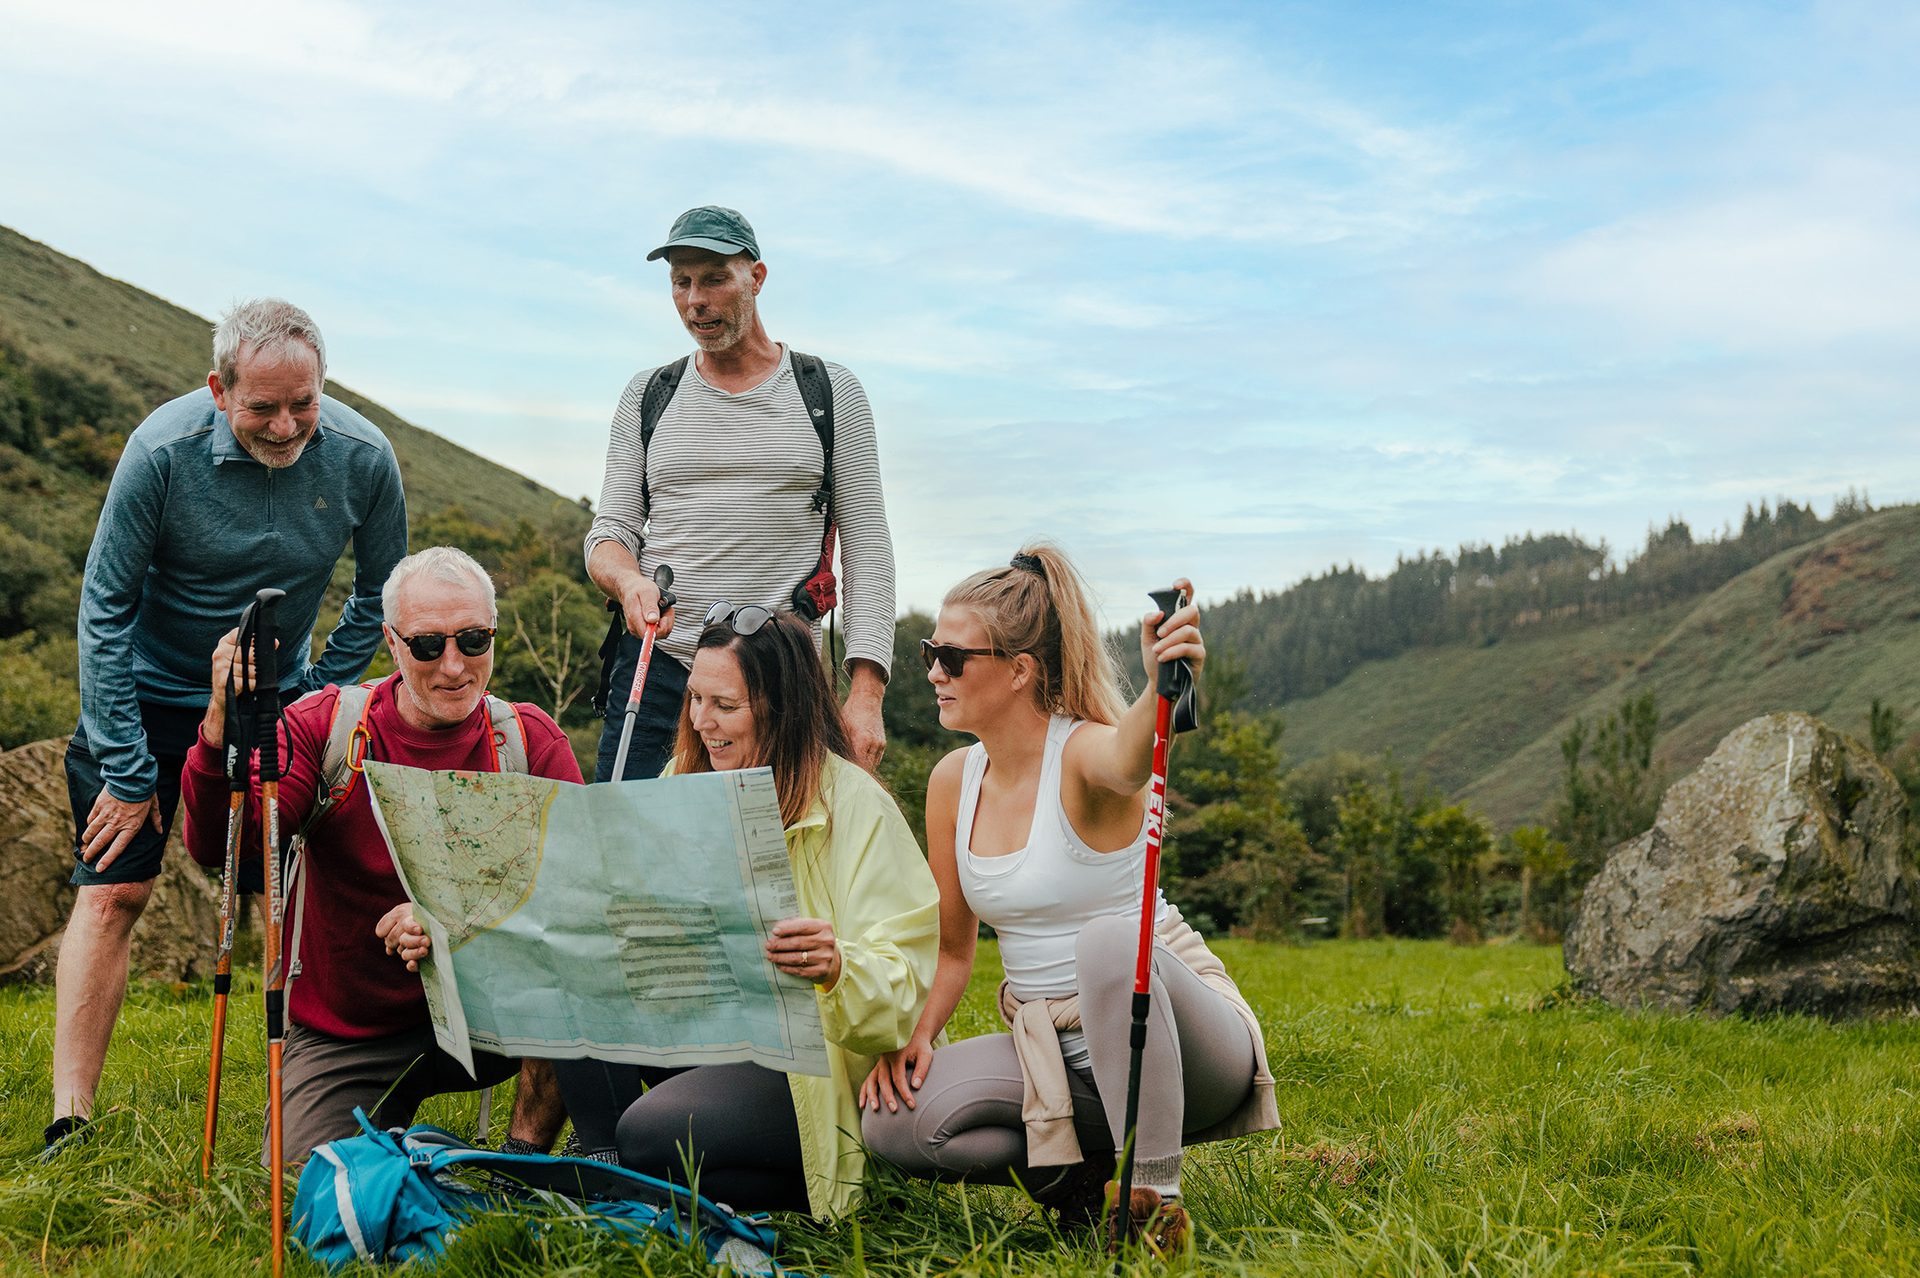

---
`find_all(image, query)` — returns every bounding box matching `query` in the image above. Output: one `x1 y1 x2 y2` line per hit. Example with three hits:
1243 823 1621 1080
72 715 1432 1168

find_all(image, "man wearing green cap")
584 206 896 782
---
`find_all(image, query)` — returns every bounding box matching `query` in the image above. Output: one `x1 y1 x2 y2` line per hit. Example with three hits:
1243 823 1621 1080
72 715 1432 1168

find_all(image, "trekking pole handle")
227 598 265 791
252 589 286 781
1147 585 1194 705
652 563 677 615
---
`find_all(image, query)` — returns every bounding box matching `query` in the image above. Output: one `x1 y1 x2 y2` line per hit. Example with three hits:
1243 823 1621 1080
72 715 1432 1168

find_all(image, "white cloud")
1530 182 1920 347
8 0 1484 247
1047 290 1189 332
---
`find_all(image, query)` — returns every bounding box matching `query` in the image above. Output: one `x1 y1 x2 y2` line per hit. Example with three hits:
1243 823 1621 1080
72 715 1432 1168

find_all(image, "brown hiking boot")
1026 1150 1116 1233
1104 1182 1193 1260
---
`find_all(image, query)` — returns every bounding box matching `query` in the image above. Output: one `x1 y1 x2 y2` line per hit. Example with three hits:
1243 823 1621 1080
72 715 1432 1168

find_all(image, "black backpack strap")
636 356 690 520
599 357 690 717
789 351 834 515
592 598 624 716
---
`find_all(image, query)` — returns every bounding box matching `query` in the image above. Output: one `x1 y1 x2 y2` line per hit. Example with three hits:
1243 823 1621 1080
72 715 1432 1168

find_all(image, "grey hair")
381 546 497 627
211 298 328 390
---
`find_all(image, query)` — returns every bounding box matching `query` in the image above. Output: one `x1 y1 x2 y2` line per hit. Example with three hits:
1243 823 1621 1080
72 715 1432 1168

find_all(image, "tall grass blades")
7 941 1920 1274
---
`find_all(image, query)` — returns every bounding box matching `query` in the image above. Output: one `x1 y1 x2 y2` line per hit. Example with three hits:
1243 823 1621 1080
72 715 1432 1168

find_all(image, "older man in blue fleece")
46 297 407 1156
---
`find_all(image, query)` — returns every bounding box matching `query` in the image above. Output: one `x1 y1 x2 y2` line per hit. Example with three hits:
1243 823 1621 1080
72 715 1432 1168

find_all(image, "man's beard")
686 304 750 352
243 436 311 469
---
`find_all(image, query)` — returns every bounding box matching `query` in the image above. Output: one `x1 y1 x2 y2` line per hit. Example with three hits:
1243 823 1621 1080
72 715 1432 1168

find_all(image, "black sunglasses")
703 601 777 636
394 626 495 661
919 639 1013 678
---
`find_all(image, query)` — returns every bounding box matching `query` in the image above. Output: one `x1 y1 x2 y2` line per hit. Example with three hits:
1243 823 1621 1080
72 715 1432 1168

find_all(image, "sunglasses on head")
919 639 1013 678
703 601 776 636
394 626 495 662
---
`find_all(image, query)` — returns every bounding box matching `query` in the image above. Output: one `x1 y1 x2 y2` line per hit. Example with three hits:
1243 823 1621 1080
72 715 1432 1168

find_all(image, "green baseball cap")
646 206 761 261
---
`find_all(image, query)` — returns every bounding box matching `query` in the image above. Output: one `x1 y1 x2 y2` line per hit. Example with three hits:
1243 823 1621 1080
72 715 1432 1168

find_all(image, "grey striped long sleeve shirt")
583 347 896 675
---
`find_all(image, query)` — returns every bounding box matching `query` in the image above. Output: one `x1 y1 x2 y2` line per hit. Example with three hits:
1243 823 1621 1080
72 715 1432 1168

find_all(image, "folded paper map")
364 761 829 1078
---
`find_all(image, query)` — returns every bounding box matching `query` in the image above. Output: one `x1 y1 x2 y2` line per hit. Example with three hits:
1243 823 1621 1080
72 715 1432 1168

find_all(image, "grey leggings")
862 914 1256 1189
554 1059 808 1212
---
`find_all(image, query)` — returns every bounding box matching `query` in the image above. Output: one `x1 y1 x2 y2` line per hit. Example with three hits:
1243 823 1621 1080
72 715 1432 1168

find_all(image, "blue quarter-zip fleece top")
78 386 408 801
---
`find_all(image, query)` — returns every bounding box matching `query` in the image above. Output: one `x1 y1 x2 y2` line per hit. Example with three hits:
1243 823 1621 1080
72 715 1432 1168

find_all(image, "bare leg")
506 1059 568 1151
51 881 154 1121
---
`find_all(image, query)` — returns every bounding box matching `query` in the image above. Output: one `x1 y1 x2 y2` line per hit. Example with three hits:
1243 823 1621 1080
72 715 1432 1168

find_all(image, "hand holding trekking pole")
609 564 677 782
618 561 679 641
1109 581 1200 1259
1137 579 1204 708
200 627 280 749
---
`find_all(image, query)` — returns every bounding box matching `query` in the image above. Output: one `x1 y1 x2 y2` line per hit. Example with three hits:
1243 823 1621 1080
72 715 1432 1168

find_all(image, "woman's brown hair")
671 610 853 827
942 542 1128 725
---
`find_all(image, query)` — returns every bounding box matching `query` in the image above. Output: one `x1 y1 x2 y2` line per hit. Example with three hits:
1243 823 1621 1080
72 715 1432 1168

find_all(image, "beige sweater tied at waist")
996 908 1280 1166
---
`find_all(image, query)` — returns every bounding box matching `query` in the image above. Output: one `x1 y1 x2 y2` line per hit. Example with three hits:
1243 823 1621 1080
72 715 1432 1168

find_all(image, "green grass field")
5 940 1919 1276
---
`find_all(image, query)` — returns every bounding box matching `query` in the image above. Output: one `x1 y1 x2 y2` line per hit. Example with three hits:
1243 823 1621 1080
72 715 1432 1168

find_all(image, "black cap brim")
646 237 759 262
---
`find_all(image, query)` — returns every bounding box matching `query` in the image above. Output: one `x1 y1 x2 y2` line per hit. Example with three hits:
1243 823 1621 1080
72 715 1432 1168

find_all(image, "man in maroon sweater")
182 546 583 1165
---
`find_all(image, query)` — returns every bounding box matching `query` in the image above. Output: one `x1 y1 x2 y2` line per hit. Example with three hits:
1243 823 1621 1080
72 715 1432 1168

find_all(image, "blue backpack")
292 1109 789 1274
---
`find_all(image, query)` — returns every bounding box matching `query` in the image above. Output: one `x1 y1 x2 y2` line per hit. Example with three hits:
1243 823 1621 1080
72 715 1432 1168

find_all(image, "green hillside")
0 225 590 530
0 225 597 753
1278 504 1920 827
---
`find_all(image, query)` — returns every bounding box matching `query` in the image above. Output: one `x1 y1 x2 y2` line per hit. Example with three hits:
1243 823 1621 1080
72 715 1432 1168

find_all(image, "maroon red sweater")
182 675 583 1039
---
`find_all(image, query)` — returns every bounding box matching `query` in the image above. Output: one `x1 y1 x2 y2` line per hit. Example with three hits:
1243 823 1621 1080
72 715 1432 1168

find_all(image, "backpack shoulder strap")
313 682 378 824
788 351 834 515
284 682 376 989
637 357 691 518
484 696 530 774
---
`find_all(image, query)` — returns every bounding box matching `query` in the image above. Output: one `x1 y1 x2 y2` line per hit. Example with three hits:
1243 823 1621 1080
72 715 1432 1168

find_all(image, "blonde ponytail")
942 542 1128 725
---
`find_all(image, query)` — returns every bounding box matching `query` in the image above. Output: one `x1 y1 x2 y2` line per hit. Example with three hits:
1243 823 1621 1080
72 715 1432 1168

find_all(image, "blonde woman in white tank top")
858 547 1279 1256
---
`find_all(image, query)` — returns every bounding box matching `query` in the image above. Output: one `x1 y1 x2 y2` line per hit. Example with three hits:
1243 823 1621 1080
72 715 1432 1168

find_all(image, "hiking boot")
1026 1150 1116 1233
1104 1182 1193 1260
39 1116 91 1162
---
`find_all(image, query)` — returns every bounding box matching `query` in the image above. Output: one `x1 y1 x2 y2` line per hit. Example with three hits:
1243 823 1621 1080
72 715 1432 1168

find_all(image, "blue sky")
3 0 1916 626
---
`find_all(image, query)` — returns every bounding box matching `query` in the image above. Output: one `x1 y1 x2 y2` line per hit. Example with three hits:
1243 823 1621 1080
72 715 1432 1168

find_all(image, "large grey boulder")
1565 712 1920 1016
0 736 221 985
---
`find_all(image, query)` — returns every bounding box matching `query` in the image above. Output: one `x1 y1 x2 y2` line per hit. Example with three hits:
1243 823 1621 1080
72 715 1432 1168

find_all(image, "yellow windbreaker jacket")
782 754 940 1218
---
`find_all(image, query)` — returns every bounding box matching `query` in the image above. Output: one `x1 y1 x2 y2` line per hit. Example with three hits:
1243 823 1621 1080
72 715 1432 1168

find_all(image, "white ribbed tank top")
956 715 1166 1008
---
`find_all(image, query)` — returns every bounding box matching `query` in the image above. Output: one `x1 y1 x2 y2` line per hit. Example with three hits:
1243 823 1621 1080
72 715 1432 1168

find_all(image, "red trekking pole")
201 595 268 1177
250 588 288 1278
608 564 676 781
1109 584 1196 1257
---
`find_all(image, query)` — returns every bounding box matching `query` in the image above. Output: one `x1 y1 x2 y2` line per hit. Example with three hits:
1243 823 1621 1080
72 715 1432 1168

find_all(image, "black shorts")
65 701 260 890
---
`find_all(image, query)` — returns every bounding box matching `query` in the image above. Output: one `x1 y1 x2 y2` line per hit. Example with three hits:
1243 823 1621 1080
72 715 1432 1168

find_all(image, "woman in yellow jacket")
553 604 938 1219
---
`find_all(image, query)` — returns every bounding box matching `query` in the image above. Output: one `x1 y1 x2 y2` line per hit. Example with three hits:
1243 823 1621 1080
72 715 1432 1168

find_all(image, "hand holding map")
765 917 842 987
374 901 431 971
